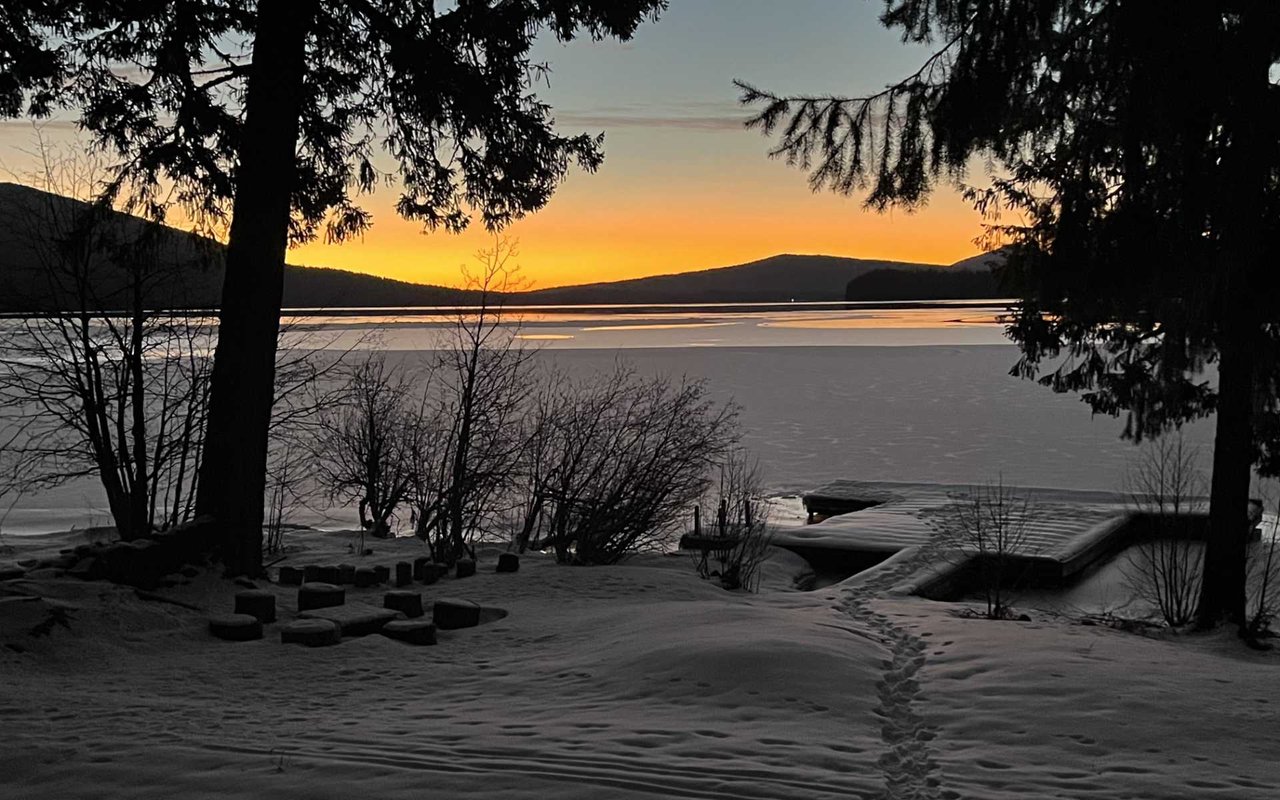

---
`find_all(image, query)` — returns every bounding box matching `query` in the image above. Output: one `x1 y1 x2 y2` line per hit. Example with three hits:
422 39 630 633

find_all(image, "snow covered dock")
779 480 1261 593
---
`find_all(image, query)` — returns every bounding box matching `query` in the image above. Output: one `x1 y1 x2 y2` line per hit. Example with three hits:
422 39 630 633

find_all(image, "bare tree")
0 137 214 539
937 479 1037 620
1246 491 1280 640
312 355 419 553
1121 435 1205 627
411 239 533 565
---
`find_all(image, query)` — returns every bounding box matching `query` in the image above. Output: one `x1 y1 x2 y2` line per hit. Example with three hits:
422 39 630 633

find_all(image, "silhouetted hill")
844 250 1010 301
516 254 944 304
0 182 476 312
845 268 1001 301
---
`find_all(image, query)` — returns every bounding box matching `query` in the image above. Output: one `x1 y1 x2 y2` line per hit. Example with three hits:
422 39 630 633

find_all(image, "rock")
208 613 263 642
277 566 304 586
383 590 424 618
280 618 341 647
496 553 520 573
299 602 402 637
373 565 391 585
381 619 437 646
455 559 476 579
339 564 357 585
297 582 345 612
318 565 342 585
303 565 322 583
395 561 412 587
234 590 277 623
353 567 378 588
432 598 481 630
413 557 430 582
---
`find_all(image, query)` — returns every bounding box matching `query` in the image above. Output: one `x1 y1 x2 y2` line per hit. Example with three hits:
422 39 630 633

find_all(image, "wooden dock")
774 480 1262 596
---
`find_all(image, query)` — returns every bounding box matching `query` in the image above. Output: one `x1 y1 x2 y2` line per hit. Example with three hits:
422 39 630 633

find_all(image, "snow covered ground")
2 528 1278 799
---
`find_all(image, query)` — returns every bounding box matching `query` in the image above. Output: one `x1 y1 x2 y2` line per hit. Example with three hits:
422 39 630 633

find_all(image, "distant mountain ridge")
1 182 1001 310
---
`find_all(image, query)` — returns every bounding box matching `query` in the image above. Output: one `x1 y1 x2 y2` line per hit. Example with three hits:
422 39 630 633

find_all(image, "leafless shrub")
937 479 1037 619
312 356 419 553
695 449 773 591
1121 435 1204 627
517 361 739 565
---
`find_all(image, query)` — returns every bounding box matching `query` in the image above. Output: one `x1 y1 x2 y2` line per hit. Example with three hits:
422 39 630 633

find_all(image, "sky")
1 1 988 290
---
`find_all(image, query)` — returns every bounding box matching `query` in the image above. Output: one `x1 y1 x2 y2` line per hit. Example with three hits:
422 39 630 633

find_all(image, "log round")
234 589 277 623
381 619 437 646
297 582 345 611
280 618 342 647
383 590 424 618
432 598 481 630
208 613 263 641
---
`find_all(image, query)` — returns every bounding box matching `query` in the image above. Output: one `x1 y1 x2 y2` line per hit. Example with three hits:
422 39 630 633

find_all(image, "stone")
496 553 520 573
65 557 103 581
413 556 431 582
303 565 322 583
373 565 391 585
455 559 476 579
354 567 378 588
299 602 402 637
383 590 424 618
432 598 481 630
395 561 412 587
318 565 342 585
381 619 437 646
234 590 277 623
278 566 304 586
280 618 341 647
339 564 357 585
297 582 345 612
208 613 263 642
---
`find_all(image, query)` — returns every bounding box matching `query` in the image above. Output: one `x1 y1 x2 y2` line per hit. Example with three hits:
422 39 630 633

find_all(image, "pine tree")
739 1 1280 630
8 0 666 574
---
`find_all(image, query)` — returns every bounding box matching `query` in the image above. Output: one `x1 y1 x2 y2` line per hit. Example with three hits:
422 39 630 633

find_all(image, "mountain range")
0 182 999 311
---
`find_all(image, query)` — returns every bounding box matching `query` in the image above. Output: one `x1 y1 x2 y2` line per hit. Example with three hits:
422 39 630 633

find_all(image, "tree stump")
277 566 304 586
318 565 342 584
432 598 481 630
354 567 378 588
381 619 437 646
303 565 322 583
234 589 277 623
298 582 345 611
455 559 476 579
395 561 412 587
383 590 424 618
339 564 357 585
496 553 520 573
412 557 429 582
208 613 263 641
373 565 391 585
280 618 341 647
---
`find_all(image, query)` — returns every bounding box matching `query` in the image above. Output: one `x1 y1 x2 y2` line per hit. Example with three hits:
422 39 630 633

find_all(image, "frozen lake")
0 303 1216 534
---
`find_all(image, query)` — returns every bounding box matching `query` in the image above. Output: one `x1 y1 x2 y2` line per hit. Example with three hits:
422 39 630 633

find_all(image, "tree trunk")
1198 330 1253 628
194 0 316 576
1196 5 1271 629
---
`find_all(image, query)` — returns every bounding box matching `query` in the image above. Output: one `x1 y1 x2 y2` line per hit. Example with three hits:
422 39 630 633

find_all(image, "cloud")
556 101 749 132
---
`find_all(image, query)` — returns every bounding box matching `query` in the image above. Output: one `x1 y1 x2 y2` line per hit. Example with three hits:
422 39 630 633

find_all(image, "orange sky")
288 148 986 291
